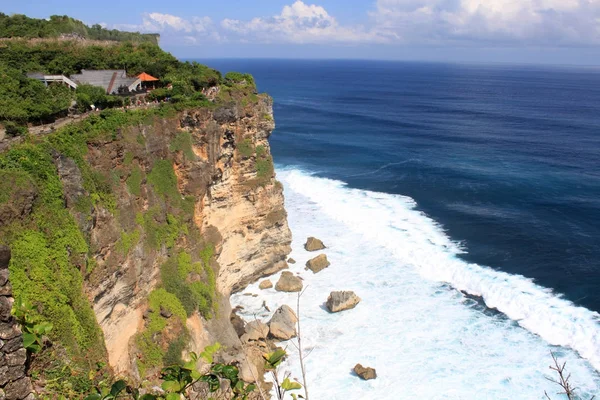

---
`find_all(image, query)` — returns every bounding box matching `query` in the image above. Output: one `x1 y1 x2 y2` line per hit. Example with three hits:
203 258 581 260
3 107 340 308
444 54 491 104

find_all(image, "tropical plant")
263 349 303 400
11 296 53 353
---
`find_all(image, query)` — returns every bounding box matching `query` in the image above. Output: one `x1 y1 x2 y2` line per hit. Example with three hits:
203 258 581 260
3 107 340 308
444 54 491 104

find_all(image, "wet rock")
268 305 297 340
275 272 303 293
354 364 377 380
326 291 361 313
304 237 325 252
259 280 273 290
305 254 330 274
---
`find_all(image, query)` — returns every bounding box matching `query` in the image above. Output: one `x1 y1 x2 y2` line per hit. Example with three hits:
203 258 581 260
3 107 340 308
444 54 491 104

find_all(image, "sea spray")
231 168 600 400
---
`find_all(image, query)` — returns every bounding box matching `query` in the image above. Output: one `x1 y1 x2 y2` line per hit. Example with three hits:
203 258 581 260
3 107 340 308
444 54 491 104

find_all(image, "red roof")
138 72 159 82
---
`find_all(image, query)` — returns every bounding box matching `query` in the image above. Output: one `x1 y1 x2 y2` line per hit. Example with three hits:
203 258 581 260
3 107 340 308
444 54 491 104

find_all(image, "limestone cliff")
82 97 291 377
0 93 291 388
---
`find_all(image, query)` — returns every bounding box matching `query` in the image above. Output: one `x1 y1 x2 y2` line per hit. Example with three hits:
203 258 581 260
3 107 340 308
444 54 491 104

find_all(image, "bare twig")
297 287 309 400
543 352 596 400
236 329 268 400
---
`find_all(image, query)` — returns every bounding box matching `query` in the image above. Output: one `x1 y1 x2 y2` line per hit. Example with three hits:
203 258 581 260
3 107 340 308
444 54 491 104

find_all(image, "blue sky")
3 0 600 64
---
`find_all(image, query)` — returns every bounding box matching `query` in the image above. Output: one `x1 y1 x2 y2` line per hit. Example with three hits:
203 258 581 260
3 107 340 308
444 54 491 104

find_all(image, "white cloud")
371 0 600 45
116 1 600 48
221 1 386 44
140 13 213 33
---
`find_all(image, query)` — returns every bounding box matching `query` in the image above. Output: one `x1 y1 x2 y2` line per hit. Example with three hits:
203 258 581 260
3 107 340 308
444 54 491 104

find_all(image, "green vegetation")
117 229 141 255
11 297 53 353
0 105 200 378
160 248 216 319
256 157 274 179
0 13 159 43
126 165 143 196
237 138 254 158
135 288 187 376
147 160 180 203
224 72 256 88
86 344 259 400
0 64 72 125
169 131 196 160
136 209 187 250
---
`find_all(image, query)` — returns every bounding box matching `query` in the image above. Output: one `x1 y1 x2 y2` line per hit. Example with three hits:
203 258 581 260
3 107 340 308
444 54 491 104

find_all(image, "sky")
3 0 600 64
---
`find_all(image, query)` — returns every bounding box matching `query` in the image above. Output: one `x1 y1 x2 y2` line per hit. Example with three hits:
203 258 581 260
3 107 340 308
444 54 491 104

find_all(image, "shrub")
237 138 254 158
147 160 180 203
3 121 28 137
170 132 196 160
224 72 256 88
126 165 142 196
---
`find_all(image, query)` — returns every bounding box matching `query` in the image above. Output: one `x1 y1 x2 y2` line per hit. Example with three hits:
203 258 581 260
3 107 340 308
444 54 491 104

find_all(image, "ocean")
202 59 600 399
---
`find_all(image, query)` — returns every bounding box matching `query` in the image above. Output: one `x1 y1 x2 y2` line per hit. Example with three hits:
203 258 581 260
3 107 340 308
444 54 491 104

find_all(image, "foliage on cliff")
0 28 226 125
0 13 159 44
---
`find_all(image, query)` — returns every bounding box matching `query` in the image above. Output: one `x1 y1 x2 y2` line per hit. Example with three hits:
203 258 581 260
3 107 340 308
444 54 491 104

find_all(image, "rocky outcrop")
275 272 303 293
305 254 330 273
59 96 291 377
241 321 269 342
268 305 297 340
354 364 377 380
326 291 361 313
0 246 34 400
304 237 325 251
259 280 273 290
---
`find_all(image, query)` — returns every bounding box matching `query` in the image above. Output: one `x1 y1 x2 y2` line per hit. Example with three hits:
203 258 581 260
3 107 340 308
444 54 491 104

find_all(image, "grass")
147 160 180 203
160 248 217 319
170 131 196 161
117 229 140 255
135 288 187 375
237 138 254 158
136 209 187 250
126 165 143 196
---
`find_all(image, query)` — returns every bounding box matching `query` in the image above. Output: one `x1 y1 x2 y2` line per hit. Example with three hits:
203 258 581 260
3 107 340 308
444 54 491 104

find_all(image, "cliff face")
0 97 285 386
76 97 291 377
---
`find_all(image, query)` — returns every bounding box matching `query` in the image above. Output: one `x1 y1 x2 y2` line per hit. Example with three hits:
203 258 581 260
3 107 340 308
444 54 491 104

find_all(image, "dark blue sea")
205 59 600 397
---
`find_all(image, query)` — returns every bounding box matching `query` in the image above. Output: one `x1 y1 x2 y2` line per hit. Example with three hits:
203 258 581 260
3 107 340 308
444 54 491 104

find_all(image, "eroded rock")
326 291 361 313
275 272 303 293
268 305 297 340
354 364 377 380
305 254 330 273
4 376 33 400
241 321 269 342
259 280 273 290
304 237 325 252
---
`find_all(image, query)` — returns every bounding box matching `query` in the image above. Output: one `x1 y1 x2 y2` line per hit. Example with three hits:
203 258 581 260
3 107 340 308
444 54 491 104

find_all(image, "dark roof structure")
70 70 141 94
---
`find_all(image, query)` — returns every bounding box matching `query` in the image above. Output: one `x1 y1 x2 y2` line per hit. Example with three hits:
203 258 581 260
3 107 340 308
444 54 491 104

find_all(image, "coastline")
230 167 600 399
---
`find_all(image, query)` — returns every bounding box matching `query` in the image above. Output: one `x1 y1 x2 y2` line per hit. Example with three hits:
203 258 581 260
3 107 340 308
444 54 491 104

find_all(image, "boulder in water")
326 291 361 313
241 320 269 342
268 305 298 340
305 254 330 273
275 271 303 292
259 280 273 290
304 237 325 251
354 364 377 380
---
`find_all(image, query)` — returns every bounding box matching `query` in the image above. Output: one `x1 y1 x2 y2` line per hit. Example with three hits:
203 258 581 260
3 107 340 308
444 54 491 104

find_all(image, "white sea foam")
231 168 600 399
